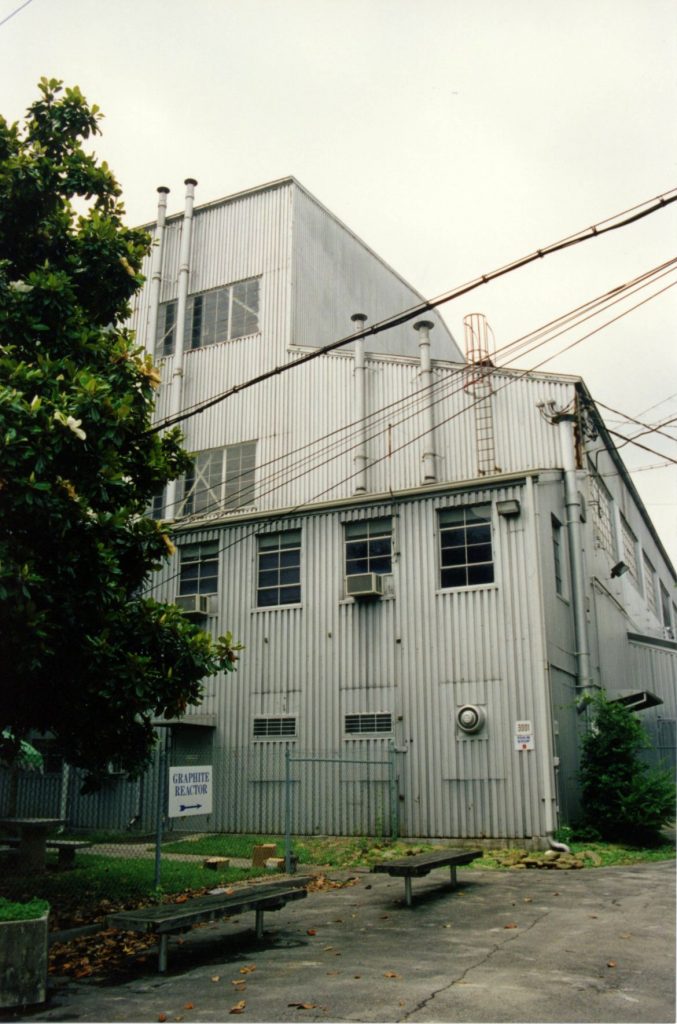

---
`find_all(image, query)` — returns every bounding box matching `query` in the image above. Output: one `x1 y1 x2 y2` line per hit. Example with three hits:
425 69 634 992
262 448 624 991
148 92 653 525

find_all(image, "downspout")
525 475 560 847
146 186 170 354
165 178 197 519
413 320 437 483
351 313 368 494
555 411 594 698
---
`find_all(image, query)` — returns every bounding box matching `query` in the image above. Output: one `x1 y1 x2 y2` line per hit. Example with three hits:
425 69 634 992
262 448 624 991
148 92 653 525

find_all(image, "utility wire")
148 187 677 435
169 269 677 522
145 272 676 593
159 257 677 519
0 0 34 28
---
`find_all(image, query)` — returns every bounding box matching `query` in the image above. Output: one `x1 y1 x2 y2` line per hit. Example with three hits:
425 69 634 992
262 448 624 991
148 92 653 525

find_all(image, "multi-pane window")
552 515 565 596
589 474 615 557
439 505 494 589
156 278 260 356
660 583 673 633
156 300 177 357
257 530 301 607
253 717 296 738
345 518 392 577
345 713 392 734
179 540 219 596
181 442 256 517
643 553 658 617
620 516 640 589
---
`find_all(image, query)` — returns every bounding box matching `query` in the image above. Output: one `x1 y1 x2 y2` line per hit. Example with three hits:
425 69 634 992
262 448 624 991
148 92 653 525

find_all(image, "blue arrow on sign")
180 803 202 812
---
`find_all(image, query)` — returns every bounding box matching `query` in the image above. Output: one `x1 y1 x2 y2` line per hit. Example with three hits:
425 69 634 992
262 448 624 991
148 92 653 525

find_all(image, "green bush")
579 693 676 843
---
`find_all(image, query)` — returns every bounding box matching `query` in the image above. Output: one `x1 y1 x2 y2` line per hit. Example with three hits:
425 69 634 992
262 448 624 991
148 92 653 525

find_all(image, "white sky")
2 0 676 566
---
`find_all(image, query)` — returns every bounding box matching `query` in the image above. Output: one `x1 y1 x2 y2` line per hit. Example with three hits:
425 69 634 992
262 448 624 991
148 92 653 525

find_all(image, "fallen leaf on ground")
384 971 401 979
211 976 220 983
239 965 256 974
229 1000 246 1014
231 981 246 990
288 1003 317 1010
504 923 518 929
183 1004 194 1010
619 933 632 939
306 928 317 935
607 960 617 968
158 1015 167 1022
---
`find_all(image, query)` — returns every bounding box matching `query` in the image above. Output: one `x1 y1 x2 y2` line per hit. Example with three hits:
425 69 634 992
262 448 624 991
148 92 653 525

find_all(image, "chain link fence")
0 741 399 915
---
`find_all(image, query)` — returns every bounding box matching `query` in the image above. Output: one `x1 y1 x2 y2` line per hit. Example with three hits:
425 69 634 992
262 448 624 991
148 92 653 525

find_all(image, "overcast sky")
2 0 676 564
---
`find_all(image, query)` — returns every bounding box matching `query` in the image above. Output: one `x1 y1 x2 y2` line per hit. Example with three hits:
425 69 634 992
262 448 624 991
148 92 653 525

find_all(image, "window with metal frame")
156 300 177 357
345 713 393 734
642 553 658 616
589 473 616 557
253 717 296 738
179 540 219 596
181 442 256 517
439 504 494 589
552 515 565 596
156 278 260 356
660 583 673 632
620 516 640 589
344 517 392 577
257 529 302 607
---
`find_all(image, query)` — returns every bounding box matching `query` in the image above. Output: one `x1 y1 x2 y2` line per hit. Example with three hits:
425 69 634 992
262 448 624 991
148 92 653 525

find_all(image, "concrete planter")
0 909 49 1008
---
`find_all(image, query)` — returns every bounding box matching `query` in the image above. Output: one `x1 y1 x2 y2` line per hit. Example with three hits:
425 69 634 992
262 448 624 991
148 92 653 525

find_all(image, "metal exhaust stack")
414 320 437 483
166 178 197 519
351 313 368 494
146 186 170 353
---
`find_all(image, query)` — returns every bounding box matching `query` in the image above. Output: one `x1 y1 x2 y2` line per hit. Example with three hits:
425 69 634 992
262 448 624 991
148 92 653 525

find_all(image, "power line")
0 0 34 28
148 187 677 435
162 261 677 523
145 270 676 593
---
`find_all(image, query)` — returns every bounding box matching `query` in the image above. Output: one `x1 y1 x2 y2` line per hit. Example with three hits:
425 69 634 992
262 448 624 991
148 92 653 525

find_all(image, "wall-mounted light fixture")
610 561 629 579
496 499 521 517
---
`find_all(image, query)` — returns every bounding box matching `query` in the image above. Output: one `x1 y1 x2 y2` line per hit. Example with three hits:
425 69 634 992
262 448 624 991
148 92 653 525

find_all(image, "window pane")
441 566 467 588
468 563 494 585
257 588 279 606
346 558 369 575
370 556 391 574
279 585 301 604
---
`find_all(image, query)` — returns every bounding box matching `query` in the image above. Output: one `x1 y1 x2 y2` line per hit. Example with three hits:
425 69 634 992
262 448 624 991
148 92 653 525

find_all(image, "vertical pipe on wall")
146 186 170 354
351 313 368 494
557 414 594 697
166 179 197 518
414 320 437 483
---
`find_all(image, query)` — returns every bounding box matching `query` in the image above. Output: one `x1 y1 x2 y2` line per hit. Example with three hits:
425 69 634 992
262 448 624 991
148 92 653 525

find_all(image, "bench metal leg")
449 866 457 888
158 934 168 974
255 908 264 939
404 876 413 907
58 848 76 869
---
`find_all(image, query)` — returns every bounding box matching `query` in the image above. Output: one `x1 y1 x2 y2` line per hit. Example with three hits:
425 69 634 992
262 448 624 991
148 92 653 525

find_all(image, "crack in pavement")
397 908 552 1022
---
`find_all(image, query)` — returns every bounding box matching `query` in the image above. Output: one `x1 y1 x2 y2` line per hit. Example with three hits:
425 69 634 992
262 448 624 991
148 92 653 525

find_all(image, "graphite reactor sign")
168 765 213 818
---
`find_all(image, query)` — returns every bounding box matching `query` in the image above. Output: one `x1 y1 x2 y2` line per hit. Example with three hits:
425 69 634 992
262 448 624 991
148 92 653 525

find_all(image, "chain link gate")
283 743 399 872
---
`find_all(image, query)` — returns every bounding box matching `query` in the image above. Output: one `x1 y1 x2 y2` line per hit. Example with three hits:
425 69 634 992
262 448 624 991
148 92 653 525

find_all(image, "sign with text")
168 765 213 818
514 721 535 751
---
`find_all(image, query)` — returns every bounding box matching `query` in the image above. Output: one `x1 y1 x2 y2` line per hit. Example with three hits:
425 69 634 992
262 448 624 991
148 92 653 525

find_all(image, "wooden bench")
0 837 91 868
372 848 483 906
107 878 310 973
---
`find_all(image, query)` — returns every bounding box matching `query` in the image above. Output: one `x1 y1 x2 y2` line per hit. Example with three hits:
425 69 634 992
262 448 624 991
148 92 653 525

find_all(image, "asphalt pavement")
6 859 675 1024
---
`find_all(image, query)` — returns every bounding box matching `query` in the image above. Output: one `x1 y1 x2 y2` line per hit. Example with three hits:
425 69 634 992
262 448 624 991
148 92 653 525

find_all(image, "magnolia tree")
0 79 239 789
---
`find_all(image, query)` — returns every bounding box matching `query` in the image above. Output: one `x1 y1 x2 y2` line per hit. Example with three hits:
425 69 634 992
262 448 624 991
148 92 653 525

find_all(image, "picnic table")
0 817 65 872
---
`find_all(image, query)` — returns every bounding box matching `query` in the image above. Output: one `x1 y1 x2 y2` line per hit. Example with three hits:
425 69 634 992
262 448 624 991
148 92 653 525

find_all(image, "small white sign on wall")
168 765 213 818
515 721 535 751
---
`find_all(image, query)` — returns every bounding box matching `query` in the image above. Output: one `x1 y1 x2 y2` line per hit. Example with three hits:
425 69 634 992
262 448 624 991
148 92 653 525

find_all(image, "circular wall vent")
456 704 486 734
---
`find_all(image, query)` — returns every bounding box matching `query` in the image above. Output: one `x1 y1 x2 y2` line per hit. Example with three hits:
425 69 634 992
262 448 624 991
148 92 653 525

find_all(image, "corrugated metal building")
128 176 676 845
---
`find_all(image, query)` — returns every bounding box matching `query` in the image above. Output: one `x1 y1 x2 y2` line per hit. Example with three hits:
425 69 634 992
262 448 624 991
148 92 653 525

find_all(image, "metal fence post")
388 740 398 840
284 747 293 873
154 745 165 889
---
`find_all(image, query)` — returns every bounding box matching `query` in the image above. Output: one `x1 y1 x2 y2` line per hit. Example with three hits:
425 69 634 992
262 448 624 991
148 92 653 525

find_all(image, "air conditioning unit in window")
176 594 211 618
345 573 384 599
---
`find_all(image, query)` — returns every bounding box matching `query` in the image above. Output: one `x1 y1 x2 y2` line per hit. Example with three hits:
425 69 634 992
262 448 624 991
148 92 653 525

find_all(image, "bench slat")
373 849 482 877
